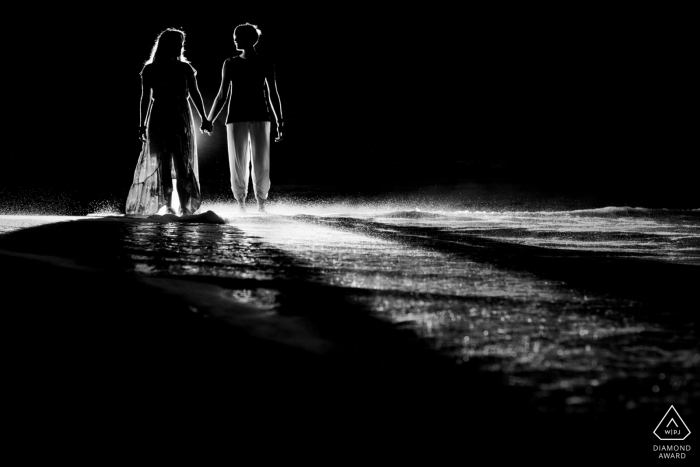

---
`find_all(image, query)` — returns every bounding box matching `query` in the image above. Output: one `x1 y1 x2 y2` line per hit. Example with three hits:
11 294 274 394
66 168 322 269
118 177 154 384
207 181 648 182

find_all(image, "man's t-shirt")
225 55 273 123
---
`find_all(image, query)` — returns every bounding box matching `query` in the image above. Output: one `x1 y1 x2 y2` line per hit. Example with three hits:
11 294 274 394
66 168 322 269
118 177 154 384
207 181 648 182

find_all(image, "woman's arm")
265 63 283 141
139 73 153 141
207 61 231 123
187 72 209 123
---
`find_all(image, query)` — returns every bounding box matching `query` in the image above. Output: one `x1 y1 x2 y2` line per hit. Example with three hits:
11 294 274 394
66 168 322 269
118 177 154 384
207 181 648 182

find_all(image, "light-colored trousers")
226 121 271 201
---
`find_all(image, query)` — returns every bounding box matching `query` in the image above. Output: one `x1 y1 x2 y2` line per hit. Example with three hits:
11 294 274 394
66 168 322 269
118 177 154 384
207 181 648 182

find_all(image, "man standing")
207 23 283 212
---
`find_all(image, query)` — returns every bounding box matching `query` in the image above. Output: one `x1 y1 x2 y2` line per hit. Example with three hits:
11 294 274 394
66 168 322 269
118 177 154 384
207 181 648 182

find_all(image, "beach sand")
1 212 695 460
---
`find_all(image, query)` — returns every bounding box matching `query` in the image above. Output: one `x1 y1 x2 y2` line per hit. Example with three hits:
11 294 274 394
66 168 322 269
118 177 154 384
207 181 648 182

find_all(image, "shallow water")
1 201 698 414
215 204 699 414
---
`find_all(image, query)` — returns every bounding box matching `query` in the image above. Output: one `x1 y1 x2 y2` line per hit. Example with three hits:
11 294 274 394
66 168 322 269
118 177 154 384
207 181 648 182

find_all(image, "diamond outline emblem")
654 405 691 441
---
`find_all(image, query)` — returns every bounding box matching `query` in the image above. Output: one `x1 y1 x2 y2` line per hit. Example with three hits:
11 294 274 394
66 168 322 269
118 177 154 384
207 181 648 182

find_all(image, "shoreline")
1 214 695 459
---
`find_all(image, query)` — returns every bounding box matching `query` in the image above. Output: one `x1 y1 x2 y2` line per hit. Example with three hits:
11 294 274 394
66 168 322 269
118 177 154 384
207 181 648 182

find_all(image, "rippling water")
1 202 698 414
219 204 699 413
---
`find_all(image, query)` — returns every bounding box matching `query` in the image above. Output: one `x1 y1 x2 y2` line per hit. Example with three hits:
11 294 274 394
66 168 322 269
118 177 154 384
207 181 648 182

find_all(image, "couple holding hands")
127 23 283 216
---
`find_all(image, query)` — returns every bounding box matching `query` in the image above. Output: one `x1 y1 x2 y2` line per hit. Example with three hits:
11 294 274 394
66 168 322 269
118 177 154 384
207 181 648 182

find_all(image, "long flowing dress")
126 60 201 215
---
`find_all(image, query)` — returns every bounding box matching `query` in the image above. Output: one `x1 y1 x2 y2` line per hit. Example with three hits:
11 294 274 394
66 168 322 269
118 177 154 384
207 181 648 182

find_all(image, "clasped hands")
200 119 213 135
141 119 279 140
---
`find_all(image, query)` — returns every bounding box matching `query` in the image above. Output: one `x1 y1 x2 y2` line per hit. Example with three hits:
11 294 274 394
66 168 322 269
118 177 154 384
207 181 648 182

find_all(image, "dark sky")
4 5 696 205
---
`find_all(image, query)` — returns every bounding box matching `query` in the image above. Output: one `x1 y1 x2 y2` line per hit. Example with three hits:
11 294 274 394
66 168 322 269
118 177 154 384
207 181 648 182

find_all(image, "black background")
1 6 697 459
3 4 696 210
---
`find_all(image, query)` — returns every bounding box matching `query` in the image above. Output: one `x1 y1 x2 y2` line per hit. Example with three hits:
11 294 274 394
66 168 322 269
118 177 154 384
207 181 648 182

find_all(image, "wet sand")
1 214 696 460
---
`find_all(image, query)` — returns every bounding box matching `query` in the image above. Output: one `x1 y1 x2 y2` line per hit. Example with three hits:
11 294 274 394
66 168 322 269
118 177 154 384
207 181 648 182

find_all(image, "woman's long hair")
144 28 190 67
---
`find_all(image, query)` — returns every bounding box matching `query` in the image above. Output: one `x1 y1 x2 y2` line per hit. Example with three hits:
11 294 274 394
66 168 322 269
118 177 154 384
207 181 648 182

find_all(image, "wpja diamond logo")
654 405 691 441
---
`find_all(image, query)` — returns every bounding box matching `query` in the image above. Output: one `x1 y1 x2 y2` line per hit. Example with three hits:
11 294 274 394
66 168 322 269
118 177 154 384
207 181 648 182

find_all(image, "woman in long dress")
126 28 210 216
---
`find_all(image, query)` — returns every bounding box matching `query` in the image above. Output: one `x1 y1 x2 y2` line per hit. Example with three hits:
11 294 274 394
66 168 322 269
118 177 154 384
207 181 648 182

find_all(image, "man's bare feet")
237 199 246 213
257 198 266 213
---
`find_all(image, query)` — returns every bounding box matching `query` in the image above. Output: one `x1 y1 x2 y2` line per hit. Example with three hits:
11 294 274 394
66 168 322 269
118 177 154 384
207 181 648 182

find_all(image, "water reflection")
122 222 292 280
224 207 698 414
0 203 697 414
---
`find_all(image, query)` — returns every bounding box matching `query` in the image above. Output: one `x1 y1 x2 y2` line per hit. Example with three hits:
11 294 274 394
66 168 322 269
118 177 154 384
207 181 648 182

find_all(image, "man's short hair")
234 23 261 47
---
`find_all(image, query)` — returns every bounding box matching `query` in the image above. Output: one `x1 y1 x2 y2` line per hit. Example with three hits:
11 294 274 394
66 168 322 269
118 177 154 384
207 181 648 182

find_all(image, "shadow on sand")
0 217 685 459
298 216 699 320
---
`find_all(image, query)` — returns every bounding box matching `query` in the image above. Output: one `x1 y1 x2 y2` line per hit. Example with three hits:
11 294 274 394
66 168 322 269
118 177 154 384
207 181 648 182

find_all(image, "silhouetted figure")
126 28 211 216
207 23 283 213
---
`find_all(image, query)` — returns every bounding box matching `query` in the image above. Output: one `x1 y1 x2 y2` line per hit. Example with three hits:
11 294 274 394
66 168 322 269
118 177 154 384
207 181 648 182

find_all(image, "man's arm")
207 61 231 123
265 62 283 142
